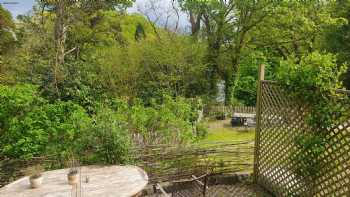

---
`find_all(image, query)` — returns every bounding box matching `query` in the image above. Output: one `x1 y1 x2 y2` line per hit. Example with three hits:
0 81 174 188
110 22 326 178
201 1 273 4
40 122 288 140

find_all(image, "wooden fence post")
203 175 208 197
253 64 265 183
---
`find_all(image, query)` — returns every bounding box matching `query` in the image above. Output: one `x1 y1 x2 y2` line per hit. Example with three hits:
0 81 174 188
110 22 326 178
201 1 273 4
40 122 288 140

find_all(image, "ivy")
276 51 348 179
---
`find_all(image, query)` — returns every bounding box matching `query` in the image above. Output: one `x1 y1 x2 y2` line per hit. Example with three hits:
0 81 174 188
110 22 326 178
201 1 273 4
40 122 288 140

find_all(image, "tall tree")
178 0 280 104
323 0 350 88
37 0 134 96
0 5 16 83
0 5 15 55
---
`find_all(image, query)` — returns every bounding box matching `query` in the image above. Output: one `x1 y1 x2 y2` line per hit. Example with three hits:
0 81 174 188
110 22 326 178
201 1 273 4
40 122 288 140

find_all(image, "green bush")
41 101 92 160
82 107 132 164
0 85 91 160
0 85 92 161
195 123 208 140
0 84 44 131
0 85 200 164
129 95 194 145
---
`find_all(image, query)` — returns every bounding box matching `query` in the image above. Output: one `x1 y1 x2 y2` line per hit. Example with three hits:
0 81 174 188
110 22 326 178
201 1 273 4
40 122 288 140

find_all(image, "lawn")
197 119 256 172
200 119 255 143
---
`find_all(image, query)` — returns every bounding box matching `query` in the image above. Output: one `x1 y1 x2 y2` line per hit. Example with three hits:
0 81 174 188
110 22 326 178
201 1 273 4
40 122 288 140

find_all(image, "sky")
1 0 189 30
1 0 35 17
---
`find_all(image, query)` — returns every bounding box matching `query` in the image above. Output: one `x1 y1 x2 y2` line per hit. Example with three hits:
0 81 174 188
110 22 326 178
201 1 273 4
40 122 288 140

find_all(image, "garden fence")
133 141 254 184
254 65 350 196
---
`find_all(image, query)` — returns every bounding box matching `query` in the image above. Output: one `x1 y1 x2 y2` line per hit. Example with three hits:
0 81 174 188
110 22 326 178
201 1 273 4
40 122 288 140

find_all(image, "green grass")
196 120 255 172
200 120 255 143
202 127 255 142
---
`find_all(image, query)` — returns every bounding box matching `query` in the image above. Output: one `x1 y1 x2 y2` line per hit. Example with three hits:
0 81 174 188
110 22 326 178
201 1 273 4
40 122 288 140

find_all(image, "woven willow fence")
133 141 254 184
0 141 254 188
254 76 350 196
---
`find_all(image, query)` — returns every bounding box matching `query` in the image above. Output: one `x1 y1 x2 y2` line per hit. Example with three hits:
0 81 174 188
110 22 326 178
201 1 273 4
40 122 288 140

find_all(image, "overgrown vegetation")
0 84 203 165
276 52 349 182
1 0 350 184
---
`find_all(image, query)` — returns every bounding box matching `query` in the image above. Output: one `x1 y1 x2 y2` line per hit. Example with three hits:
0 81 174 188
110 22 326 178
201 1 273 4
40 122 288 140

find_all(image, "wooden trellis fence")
254 65 350 196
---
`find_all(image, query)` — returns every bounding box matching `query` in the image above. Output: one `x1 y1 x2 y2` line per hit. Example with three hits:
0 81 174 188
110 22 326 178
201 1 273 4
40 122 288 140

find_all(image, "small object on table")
67 168 79 185
24 164 44 189
0 165 148 197
29 175 43 189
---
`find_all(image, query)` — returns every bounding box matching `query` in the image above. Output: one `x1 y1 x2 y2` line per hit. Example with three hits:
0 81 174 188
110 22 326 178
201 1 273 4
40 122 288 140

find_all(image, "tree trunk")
53 0 66 96
224 70 234 105
224 30 247 105
189 11 201 37
206 39 222 101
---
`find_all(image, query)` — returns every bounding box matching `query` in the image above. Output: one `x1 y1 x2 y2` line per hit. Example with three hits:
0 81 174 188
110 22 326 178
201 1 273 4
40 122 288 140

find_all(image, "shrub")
0 84 92 160
0 84 44 131
83 107 132 164
0 85 200 164
129 95 195 145
1 100 91 160
195 123 208 140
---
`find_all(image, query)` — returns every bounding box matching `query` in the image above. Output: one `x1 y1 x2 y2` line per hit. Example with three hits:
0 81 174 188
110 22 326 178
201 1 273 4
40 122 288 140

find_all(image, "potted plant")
67 168 79 185
66 152 79 185
25 165 44 188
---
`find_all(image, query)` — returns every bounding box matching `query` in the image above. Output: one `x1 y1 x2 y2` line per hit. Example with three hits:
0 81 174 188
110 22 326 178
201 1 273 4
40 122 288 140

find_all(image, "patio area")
142 173 273 197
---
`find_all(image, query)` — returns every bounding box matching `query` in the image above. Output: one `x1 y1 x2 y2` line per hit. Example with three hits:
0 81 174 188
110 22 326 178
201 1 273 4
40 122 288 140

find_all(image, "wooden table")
0 165 148 197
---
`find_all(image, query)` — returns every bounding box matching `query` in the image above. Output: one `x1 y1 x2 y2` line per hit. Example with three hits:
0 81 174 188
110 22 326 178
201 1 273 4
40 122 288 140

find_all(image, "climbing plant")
276 51 349 179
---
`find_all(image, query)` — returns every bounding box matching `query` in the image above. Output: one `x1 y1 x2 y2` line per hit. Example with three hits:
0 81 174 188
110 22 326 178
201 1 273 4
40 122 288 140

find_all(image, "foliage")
0 84 45 133
0 85 92 160
136 36 208 102
1 0 349 107
85 107 132 164
214 111 226 120
233 51 272 106
1 0 350 180
0 5 16 55
323 0 350 89
129 95 195 145
0 84 201 164
276 52 348 178
195 123 208 140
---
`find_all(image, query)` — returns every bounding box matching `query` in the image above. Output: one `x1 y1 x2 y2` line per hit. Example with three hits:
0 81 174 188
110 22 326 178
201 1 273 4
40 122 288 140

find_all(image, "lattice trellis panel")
255 81 350 196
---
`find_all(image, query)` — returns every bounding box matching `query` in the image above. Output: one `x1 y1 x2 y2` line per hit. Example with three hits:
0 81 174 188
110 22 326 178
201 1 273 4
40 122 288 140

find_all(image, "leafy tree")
178 0 283 103
251 1 345 60
0 5 17 84
35 0 135 96
177 0 345 105
323 0 350 88
0 5 15 55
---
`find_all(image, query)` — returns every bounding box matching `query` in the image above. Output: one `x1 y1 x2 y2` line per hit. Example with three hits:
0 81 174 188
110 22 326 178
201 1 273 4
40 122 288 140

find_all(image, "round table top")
0 165 148 197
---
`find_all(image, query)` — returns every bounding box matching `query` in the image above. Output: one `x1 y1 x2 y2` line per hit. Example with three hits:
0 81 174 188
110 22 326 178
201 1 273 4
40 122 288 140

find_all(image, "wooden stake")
253 64 265 183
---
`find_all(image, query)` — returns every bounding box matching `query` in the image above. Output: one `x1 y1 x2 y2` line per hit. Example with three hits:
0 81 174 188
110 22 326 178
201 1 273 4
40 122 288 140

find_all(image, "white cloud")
2 0 190 31
129 0 190 32
1 0 35 17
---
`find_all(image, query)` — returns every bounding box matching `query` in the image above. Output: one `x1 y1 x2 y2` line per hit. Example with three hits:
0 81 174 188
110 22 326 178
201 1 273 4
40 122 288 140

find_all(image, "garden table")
0 165 148 197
